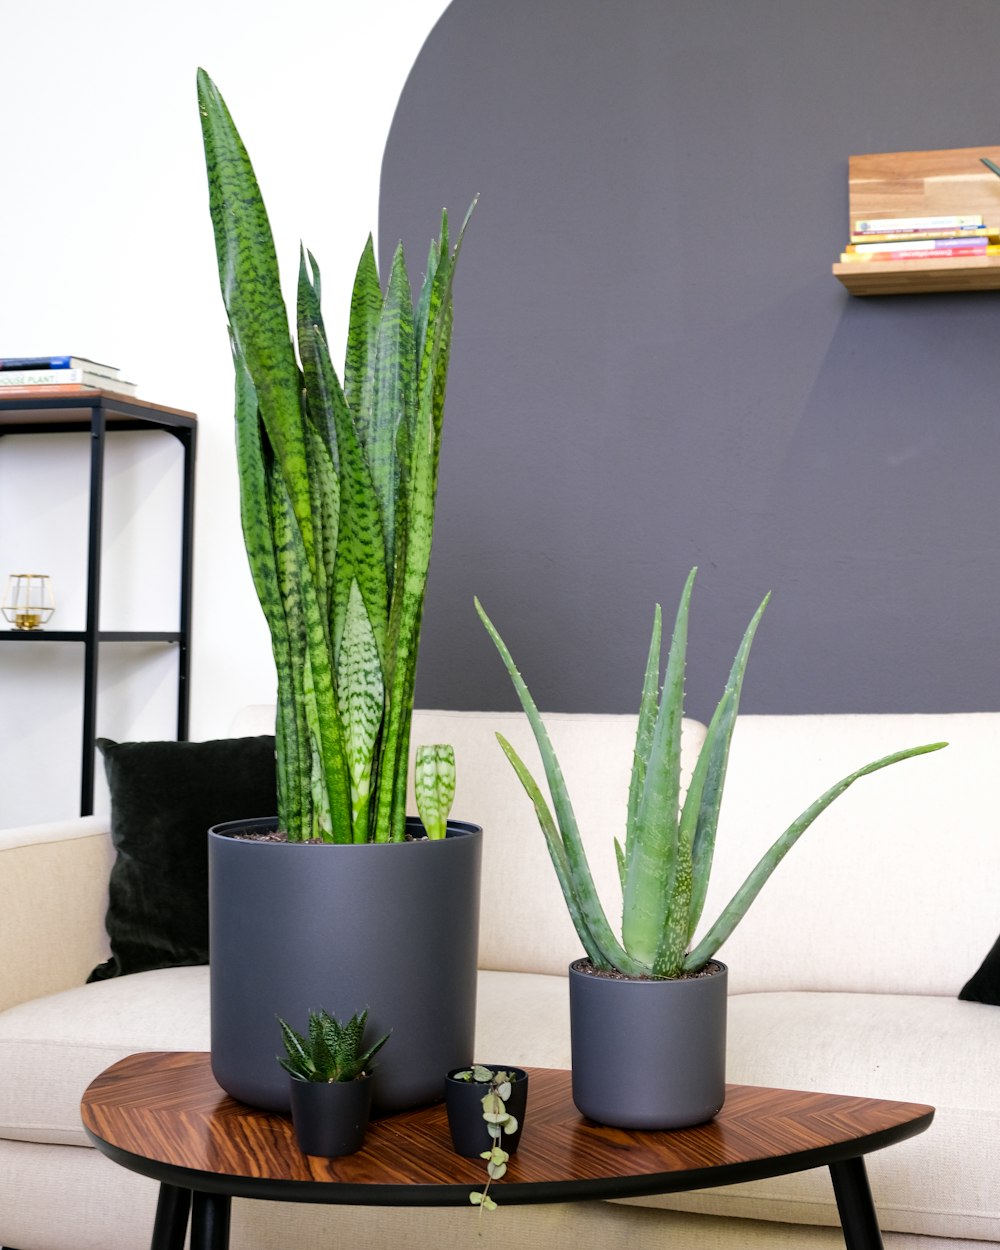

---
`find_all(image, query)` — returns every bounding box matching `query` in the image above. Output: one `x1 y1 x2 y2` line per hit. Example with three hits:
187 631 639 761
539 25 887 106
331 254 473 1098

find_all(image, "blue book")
0 355 119 376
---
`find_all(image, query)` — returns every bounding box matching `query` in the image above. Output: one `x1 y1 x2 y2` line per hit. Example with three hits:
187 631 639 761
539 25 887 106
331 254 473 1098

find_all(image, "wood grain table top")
81 1052 934 1206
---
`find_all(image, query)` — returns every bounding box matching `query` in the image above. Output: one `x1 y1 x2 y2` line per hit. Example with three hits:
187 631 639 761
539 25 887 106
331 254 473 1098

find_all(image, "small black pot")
445 1066 528 1157
288 1074 373 1157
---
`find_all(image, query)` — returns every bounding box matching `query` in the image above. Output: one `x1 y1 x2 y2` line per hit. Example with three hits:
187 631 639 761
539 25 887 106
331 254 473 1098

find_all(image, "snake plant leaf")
197 69 317 581
272 469 354 841
373 207 475 843
336 579 385 841
344 236 383 433
414 744 456 840
683 739 948 971
307 321 389 669
232 348 301 835
370 244 415 576
622 568 696 968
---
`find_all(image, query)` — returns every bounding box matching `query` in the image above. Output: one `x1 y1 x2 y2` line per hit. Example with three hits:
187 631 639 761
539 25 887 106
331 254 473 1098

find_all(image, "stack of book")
0 355 138 398
839 214 1000 263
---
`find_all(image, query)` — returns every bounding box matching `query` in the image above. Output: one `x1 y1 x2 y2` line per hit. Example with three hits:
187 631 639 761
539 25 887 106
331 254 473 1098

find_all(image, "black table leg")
190 1191 232 1250
830 1156 885 1250
151 1184 191 1250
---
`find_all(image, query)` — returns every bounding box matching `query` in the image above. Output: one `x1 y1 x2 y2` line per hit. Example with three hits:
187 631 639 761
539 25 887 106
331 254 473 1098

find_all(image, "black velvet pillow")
88 734 276 982
959 933 1000 1006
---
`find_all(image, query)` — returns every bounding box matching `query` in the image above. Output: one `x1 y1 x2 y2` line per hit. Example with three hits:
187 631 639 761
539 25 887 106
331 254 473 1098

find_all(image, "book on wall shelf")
0 355 138 399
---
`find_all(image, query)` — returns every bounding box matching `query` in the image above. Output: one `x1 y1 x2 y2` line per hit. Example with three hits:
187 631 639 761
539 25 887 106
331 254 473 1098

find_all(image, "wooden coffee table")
81 1052 933 1250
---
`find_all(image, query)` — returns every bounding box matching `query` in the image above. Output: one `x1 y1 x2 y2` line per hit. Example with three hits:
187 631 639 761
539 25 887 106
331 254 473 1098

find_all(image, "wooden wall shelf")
833 146 1000 296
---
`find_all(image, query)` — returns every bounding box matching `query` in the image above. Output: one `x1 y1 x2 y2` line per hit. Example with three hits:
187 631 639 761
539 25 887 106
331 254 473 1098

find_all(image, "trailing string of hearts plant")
450 1066 520 1213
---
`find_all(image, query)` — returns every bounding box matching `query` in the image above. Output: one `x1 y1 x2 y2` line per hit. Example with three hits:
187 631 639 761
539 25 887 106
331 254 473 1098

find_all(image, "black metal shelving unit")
0 390 197 814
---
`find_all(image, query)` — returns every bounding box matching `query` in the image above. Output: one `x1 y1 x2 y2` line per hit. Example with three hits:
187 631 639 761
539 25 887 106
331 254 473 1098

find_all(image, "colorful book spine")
0 384 107 399
849 237 989 255
854 214 984 233
840 245 1000 262
849 227 992 243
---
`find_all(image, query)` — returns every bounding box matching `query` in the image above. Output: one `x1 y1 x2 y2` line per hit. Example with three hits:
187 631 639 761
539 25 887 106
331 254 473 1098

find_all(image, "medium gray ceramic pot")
569 958 727 1130
209 817 482 1114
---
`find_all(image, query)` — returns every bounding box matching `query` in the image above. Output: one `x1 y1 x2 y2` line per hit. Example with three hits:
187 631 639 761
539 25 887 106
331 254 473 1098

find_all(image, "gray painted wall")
379 0 1000 721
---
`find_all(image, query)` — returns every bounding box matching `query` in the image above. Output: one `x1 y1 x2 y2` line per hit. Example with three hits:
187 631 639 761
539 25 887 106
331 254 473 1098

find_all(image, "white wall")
0 0 451 825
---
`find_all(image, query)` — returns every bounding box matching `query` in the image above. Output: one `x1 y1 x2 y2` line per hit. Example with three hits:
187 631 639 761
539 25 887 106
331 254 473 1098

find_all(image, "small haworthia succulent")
476 569 947 978
414 744 457 840
277 1007 390 1084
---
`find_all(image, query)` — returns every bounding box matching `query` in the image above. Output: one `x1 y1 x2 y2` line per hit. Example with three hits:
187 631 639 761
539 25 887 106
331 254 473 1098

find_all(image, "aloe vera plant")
197 69 471 842
476 569 947 977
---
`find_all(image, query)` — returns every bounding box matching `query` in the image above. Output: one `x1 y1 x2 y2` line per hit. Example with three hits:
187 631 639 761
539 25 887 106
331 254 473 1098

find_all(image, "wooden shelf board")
834 254 1000 296
836 145 1000 295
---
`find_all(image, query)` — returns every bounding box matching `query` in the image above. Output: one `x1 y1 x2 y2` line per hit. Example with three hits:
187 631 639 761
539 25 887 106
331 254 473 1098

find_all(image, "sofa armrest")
0 817 113 1012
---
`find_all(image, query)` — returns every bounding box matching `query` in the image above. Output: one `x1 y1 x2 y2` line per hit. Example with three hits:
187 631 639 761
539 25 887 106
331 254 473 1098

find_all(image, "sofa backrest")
696 712 995 997
230 706 996 997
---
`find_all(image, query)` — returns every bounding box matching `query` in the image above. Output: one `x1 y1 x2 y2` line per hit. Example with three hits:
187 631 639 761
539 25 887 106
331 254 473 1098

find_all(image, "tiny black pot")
288 1075 373 1158
444 1066 528 1157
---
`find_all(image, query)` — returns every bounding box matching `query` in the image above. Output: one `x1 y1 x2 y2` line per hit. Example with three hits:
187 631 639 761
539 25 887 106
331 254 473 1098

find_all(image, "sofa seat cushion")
623 991 1000 1242
0 966 569 1150
0 965 209 1145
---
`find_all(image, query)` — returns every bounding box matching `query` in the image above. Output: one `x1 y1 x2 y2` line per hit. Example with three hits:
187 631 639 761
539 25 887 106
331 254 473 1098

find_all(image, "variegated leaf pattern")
414 744 456 840
336 579 384 841
199 69 471 841
344 237 382 436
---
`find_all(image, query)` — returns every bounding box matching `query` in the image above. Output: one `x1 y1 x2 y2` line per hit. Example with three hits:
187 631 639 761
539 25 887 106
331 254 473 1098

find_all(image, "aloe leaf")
683 740 948 971
682 593 769 946
478 597 648 974
626 604 662 862
495 734 638 972
344 236 382 430
197 70 318 580
336 579 385 841
622 568 696 968
414 744 456 840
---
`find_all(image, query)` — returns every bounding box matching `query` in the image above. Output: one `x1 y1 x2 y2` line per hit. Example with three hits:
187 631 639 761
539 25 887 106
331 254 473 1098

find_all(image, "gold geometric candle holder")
2 573 56 630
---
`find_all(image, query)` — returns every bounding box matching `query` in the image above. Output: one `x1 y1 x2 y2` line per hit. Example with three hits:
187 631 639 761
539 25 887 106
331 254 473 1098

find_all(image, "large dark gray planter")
569 958 727 1130
209 817 482 1114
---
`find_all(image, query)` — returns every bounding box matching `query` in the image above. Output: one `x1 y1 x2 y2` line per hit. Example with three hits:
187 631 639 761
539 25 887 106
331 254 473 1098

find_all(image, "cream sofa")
1 708 998 1250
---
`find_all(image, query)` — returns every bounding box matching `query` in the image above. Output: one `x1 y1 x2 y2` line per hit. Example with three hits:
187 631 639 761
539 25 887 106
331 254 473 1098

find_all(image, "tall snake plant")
198 69 469 843
476 569 947 977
